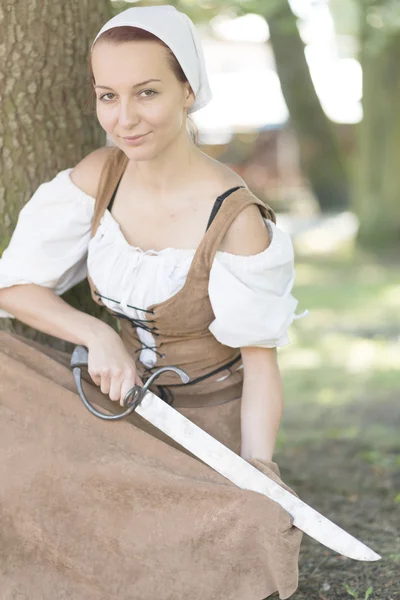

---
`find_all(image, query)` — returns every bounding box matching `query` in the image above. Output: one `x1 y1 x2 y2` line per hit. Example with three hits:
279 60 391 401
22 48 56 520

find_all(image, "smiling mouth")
123 133 149 140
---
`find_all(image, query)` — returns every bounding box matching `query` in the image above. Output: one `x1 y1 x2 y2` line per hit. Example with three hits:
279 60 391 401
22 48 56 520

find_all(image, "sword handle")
70 345 190 421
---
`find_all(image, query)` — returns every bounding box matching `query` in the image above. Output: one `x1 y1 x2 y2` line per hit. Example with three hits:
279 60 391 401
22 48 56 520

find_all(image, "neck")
127 129 204 197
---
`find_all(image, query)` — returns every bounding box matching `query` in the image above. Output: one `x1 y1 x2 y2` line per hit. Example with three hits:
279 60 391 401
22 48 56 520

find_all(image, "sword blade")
136 390 381 562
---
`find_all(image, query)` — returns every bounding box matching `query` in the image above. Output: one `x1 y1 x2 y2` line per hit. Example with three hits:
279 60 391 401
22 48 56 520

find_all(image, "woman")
0 5 307 599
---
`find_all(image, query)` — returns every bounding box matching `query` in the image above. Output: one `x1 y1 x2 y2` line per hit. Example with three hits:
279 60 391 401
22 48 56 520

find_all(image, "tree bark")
266 0 350 211
354 6 400 250
0 0 115 349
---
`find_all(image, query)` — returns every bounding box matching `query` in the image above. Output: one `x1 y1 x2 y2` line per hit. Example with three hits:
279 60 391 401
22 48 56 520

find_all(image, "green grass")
270 244 400 599
277 246 400 455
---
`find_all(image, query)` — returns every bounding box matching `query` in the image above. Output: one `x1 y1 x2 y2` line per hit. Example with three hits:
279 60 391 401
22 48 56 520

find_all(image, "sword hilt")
70 345 190 421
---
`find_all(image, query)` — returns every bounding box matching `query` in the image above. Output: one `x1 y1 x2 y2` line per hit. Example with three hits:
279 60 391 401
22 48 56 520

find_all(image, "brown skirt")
0 331 302 600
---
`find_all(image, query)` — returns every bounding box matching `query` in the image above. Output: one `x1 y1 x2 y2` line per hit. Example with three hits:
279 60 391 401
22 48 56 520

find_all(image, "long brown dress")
0 150 303 599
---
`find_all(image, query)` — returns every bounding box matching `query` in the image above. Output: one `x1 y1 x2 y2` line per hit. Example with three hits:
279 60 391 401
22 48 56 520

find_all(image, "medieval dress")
0 147 308 600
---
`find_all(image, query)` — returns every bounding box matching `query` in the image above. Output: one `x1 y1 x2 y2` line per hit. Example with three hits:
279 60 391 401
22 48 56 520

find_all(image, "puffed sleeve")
0 168 95 318
208 219 309 348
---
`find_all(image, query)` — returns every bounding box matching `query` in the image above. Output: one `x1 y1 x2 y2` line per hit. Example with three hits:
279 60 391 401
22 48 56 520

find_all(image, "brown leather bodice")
87 147 276 407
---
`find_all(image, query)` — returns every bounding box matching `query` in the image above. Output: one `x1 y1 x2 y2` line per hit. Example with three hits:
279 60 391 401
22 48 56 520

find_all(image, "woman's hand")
86 328 143 407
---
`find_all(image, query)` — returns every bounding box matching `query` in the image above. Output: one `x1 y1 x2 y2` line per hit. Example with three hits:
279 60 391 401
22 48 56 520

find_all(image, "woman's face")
91 39 195 159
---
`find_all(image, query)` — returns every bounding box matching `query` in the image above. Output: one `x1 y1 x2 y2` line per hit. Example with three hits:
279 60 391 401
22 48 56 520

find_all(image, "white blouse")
0 168 308 368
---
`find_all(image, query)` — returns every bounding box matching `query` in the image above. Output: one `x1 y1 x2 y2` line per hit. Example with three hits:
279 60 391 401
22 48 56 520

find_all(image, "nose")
118 98 140 129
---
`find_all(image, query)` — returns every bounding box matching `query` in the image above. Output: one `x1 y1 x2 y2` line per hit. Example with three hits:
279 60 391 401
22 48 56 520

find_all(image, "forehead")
91 40 173 82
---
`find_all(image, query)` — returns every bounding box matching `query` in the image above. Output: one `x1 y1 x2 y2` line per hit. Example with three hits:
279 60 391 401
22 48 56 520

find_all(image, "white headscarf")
91 4 212 114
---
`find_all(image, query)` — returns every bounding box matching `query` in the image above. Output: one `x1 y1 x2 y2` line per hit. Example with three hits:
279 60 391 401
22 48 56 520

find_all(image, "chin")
124 146 155 157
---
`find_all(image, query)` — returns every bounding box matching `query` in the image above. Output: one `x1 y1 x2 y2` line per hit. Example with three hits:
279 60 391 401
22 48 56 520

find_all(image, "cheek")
96 105 115 132
146 94 185 129
144 105 175 130
95 97 184 135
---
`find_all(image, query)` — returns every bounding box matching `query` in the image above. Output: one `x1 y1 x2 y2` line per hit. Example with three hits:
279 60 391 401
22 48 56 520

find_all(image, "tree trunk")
0 0 115 350
266 0 350 211
354 8 400 250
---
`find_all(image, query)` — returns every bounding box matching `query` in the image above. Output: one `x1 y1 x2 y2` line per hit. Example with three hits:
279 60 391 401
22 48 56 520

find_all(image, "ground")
270 239 399 600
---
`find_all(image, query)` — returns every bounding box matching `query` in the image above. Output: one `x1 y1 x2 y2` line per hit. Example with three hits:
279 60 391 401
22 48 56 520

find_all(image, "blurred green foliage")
278 246 400 452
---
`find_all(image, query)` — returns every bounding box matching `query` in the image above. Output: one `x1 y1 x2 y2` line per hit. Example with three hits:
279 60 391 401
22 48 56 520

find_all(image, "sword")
70 345 381 563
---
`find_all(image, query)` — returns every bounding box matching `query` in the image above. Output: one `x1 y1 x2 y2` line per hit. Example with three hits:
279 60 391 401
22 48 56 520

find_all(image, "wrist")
241 450 273 462
79 316 119 348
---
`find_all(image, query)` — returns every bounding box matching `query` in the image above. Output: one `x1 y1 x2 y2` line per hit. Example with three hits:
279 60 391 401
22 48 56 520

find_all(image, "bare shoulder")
218 203 272 256
203 157 272 256
70 146 116 198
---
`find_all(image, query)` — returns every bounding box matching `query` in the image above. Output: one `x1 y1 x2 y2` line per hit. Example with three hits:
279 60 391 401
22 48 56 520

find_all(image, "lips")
123 133 148 140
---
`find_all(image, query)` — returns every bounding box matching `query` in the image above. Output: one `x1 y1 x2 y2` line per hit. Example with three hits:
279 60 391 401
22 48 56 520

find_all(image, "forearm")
0 283 114 347
240 347 284 461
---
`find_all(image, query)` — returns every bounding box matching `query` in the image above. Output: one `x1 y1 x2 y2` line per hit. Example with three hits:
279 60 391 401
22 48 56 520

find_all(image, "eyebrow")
94 79 162 90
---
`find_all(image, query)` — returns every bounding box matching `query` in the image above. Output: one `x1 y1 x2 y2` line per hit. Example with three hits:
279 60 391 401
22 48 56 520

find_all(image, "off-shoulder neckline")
64 168 96 202
98 209 278 259
63 167 284 261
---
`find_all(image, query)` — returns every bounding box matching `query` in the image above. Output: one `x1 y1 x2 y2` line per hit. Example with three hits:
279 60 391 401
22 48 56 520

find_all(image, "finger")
100 373 111 396
89 372 101 387
120 379 137 407
109 376 122 403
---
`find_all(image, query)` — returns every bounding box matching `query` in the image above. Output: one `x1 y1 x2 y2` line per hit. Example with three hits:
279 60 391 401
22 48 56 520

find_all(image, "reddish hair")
85 26 199 144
